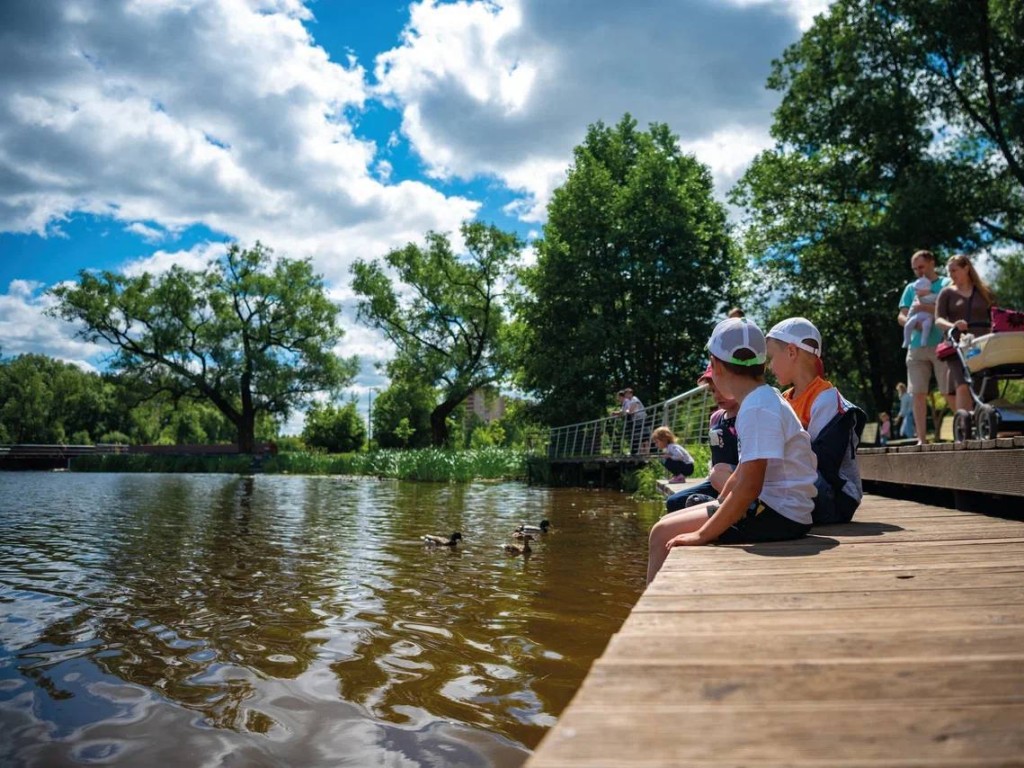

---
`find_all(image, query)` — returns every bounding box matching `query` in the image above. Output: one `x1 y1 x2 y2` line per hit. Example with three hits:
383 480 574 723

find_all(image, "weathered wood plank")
605 626 1024 662
572 658 1024 706
857 447 1024 496
527 704 1024 766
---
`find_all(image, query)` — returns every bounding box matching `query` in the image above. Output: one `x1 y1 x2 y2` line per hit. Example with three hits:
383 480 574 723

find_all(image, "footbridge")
527 385 713 485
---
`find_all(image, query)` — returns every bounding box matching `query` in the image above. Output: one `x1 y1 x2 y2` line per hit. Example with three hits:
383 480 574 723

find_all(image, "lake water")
0 472 658 767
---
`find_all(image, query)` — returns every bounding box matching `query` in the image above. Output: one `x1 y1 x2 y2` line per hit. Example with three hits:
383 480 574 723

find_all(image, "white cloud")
120 241 228 277
679 124 776 198
0 0 478 272
124 222 167 243
0 280 105 365
374 0 819 215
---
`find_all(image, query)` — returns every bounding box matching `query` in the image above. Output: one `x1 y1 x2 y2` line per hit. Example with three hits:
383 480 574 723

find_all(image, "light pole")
367 387 377 443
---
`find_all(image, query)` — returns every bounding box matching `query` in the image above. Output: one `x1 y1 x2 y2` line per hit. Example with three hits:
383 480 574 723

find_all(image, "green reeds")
72 446 528 482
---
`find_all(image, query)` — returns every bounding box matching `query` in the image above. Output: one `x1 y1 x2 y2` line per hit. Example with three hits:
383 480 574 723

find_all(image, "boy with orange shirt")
765 317 865 525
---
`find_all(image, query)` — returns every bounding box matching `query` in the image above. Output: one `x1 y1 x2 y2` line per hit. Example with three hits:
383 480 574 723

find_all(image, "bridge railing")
540 385 713 460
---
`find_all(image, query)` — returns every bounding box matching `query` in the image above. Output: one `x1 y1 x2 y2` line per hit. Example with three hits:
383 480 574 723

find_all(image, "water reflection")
0 473 658 767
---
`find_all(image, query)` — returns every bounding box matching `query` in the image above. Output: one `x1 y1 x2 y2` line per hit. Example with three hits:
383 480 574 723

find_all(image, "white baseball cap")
707 318 767 366
766 317 822 357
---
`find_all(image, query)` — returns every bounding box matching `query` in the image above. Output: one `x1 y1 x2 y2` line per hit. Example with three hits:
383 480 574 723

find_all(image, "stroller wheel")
953 410 973 443
975 404 1000 440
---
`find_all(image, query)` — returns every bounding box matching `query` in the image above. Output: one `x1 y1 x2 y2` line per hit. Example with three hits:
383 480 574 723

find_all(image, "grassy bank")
72 446 528 483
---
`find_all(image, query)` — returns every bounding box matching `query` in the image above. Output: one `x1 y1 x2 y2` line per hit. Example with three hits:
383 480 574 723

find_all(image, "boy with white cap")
646 318 817 584
765 317 865 525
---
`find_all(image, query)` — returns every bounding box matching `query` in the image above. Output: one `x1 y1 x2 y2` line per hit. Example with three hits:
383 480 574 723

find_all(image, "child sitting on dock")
664 364 739 513
651 426 695 483
647 318 817 584
765 317 865 525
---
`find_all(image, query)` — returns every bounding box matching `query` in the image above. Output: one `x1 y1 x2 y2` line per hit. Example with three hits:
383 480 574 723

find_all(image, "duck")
512 520 552 536
422 532 463 547
503 534 534 556
513 519 550 537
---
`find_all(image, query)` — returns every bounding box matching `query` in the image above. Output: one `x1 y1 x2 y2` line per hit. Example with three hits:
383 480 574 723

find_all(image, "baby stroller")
950 307 1024 441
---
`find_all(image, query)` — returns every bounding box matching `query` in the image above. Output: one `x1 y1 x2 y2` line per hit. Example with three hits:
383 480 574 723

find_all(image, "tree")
50 243 357 453
901 0 1024 243
991 251 1024 309
302 400 366 453
513 115 737 424
730 0 1023 414
0 354 121 444
351 222 521 446
370 380 434 450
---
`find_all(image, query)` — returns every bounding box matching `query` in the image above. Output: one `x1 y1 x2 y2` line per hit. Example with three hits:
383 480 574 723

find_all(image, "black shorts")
707 500 811 544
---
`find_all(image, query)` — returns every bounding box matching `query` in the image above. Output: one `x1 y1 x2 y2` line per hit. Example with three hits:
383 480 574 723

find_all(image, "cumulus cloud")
374 0 826 216
0 280 105 365
0 0 478 269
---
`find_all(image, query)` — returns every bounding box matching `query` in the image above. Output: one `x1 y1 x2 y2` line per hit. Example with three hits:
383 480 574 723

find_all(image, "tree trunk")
237 412 256 454
430 396 465 447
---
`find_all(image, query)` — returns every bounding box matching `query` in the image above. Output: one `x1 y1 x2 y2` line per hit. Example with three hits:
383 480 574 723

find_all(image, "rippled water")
0 472 657 767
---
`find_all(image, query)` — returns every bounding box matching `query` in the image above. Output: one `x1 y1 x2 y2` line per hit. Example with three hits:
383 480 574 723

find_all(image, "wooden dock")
525 494 1024 767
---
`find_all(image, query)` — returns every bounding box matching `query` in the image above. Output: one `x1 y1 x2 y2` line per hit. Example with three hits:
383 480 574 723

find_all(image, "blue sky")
0 0 827 428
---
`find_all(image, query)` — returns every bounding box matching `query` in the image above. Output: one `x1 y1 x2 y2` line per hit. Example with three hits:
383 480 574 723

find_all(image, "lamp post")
367 387 377 443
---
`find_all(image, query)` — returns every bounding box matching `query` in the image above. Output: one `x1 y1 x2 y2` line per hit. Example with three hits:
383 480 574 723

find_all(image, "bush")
302 401 366 453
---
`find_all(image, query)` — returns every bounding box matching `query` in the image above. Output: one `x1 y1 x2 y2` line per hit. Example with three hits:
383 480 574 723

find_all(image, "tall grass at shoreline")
73 446 528 483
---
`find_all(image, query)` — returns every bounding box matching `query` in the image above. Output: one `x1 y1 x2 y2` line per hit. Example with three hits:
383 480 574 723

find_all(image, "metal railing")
540 385 713 459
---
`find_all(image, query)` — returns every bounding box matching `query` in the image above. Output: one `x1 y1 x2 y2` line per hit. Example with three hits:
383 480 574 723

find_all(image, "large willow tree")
50 243 357 453
514 115 738 424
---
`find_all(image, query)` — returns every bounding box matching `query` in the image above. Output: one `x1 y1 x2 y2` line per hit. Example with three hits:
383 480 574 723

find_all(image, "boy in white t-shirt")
646 318 818 584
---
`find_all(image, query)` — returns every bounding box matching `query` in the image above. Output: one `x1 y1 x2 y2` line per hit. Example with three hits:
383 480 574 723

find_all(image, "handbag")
935 340 958 360
991 306 1024 333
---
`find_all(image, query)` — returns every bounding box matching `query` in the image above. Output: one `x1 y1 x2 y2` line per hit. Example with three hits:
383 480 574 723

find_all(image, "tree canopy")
514 115 738 424
731 0 1024 414
49 243 357 453
351 222 522 446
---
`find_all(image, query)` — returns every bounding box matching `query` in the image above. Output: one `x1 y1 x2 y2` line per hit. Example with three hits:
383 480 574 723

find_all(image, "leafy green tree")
991 251 1024 309
513 115 737 424
302 400 367 453
351 222 521 445
0 354 121 443
50 243 357 453
900 0 1024 243
369 381 434 450
731 0 1023 413
0 355 60 443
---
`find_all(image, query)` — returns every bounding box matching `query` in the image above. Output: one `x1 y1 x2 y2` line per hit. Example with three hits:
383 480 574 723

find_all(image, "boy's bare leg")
647 502 716 584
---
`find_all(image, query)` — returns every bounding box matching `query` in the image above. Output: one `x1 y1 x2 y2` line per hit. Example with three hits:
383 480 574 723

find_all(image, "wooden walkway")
525 494 1024 767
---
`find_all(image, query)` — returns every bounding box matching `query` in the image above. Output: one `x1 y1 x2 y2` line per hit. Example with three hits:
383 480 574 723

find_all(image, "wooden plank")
647 565 1024 592
616 604 1024 633
526 704 1024 767
634 586 1024 612
857 448 1024 496
605 626 1024 662
573 658 1024 706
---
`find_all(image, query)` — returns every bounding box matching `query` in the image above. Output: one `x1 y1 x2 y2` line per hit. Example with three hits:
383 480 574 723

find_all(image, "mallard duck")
422 532 463 547
513 519 550 537
504 534 534 556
